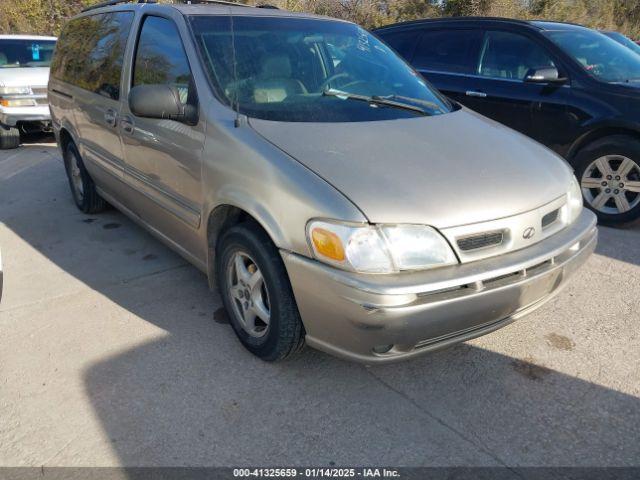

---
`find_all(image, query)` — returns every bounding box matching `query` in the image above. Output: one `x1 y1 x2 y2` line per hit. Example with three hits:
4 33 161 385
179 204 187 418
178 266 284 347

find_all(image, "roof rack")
81 0 278 12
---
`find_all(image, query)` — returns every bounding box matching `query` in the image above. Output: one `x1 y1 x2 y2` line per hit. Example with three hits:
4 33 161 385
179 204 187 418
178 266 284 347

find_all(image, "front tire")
217 222 305 361
574 135 640 225
0 125 20 150
63 142 108 214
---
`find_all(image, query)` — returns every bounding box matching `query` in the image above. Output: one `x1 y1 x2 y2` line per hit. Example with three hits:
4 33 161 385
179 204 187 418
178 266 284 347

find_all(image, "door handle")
466 90 487 98
121 116 135 135
104 109 118 128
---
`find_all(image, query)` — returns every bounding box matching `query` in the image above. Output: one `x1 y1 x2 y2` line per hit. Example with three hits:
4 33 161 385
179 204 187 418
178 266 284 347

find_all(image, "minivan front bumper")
282 209 597 364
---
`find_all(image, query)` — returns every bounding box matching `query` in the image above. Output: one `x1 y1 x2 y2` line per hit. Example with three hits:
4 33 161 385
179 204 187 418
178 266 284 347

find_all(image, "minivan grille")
457 231 504 252
542 209 560 229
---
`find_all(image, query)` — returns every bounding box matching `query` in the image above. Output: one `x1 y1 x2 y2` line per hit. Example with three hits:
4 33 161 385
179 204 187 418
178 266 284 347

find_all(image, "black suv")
375 18 640 224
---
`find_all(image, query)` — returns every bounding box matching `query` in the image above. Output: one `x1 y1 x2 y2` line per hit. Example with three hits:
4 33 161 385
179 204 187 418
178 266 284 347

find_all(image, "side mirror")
524 66 567 84
129 84 197 124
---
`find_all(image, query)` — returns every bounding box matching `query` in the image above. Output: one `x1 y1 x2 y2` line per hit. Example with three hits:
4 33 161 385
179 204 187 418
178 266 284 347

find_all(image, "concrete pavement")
1 140 639 467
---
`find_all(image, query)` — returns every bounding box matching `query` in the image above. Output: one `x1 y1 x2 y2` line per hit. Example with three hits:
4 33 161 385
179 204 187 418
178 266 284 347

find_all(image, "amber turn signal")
311 228 345 262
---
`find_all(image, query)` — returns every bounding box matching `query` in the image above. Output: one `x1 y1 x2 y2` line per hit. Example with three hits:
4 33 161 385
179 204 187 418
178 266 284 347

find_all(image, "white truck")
0 35 57 149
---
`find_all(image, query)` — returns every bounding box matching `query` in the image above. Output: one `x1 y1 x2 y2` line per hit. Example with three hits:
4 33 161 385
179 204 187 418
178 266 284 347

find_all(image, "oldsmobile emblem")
523 227 536 240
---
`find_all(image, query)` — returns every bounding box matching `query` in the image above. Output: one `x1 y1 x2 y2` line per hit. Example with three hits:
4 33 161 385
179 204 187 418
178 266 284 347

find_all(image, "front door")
462 30 573 153
120 14 205 256
412 28 484 106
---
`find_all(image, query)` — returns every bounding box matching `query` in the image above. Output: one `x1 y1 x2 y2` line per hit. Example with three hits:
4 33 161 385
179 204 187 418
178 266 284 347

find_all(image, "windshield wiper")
323 89 428 116
376 94 444 113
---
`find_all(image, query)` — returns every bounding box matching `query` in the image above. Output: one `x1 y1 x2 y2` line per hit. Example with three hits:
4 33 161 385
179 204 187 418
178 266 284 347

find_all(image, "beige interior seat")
253 54 307 103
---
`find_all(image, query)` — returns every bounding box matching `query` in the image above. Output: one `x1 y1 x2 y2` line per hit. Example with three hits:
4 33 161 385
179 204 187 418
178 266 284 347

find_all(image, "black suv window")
546 29 640 83
51 12 134 100
413 29 482 74
478 31 555 81
379 30 421 60
133 16 194 106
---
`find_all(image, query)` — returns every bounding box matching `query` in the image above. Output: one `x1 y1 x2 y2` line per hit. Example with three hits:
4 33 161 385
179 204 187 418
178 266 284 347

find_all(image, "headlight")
0 86 32 96
566 175 583 224
307 220 458 273
0 98 37 107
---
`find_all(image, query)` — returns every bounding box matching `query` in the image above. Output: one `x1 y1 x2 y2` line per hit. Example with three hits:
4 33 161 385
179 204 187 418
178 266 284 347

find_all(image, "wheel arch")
567 125 640 163
58 127 74 153
57 122 82 156
205 204 280 291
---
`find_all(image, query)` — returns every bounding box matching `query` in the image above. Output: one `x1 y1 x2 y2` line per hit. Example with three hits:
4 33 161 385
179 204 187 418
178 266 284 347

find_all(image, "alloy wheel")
581 154 640 215
226 251 271 338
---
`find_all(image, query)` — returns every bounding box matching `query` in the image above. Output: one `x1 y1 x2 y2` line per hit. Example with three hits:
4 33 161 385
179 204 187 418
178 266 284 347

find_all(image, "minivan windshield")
189 16 452 122
0 39 56 68
545 29 640 83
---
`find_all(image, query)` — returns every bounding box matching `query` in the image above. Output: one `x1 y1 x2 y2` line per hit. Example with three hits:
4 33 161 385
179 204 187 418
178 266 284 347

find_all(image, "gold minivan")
49 1 596 364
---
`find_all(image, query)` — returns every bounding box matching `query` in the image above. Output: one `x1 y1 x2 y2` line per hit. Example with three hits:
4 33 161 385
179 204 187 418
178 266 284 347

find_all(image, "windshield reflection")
190 16 452 122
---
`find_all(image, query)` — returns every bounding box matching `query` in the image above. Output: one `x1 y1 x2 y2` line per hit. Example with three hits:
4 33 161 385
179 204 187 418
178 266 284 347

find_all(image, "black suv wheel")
574 135 640 225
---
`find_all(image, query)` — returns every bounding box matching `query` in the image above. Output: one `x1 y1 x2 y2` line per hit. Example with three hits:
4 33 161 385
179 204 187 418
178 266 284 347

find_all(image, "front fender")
200 106 366 259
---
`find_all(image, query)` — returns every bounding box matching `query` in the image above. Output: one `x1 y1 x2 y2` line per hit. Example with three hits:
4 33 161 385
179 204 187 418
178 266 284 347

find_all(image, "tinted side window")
478 31 555 80
51 12 134 100
133 16 194 105
413 29 482 74
379 30 421 60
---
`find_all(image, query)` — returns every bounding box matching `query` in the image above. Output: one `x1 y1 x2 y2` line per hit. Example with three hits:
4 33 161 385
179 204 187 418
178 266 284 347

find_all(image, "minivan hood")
249 109 574 229
0 67 50 87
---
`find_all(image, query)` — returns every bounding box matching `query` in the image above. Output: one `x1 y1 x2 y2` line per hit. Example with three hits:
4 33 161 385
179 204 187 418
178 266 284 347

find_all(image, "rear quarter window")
51 11 134 100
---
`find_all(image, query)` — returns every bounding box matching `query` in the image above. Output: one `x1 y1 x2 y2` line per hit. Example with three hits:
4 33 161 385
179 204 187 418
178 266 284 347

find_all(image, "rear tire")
0 125 20 150
216 222 305 361
63 142 108 214
573 135 640 225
